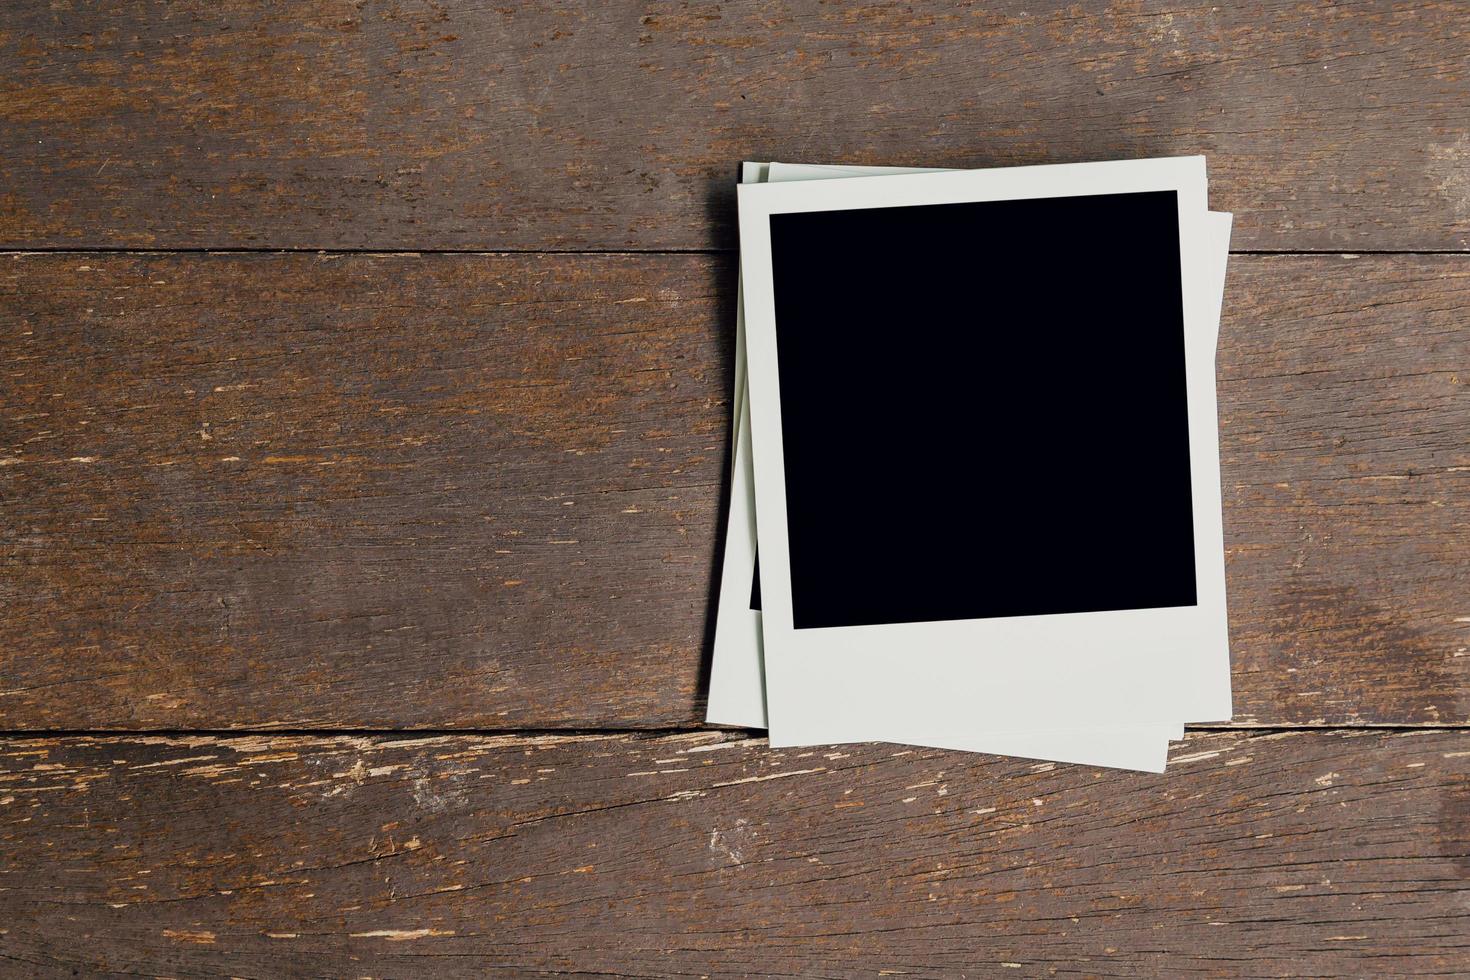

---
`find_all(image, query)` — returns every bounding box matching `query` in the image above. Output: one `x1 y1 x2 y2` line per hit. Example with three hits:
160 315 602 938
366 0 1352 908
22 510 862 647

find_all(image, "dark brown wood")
0 251 736 730
1 1 1467 251
3 5 1466 975
0 729 1465 977
2 252 1466 729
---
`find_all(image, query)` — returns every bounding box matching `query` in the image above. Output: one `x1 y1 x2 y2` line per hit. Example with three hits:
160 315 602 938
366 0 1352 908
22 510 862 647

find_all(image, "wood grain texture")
1 251 735 729
2 252 1467 730
1 0 1467 252
0 729 1466 977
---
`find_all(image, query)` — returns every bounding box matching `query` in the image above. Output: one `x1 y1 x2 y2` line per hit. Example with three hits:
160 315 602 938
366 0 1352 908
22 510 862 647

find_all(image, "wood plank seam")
4 248 1470 257
0 725 1468 739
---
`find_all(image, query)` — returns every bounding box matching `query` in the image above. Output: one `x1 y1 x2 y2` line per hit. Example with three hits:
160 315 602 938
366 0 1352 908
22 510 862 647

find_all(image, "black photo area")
765 190 1197 631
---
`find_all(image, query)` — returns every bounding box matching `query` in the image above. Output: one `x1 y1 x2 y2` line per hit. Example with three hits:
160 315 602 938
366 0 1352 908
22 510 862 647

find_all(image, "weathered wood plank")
0 252 736 729
1 253 1466 729
1 1 1466 251
0 730 1466 977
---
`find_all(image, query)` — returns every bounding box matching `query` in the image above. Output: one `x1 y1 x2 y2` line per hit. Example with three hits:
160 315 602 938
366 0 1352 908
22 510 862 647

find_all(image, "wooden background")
1 2 1466 976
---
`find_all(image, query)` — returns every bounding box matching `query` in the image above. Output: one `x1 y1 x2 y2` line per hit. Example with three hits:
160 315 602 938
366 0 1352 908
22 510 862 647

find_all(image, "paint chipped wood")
0 730 1466 976
3 4 1468 975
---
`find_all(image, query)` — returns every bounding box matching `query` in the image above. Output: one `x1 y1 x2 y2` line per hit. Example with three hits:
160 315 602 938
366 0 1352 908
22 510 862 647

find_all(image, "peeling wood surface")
3 3 1470 973
0 730 1466 977
2 252 1467 729
1 1 1468 252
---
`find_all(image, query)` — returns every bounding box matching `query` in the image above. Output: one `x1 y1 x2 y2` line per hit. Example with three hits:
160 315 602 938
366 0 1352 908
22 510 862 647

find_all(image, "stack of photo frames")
706 157 1233 773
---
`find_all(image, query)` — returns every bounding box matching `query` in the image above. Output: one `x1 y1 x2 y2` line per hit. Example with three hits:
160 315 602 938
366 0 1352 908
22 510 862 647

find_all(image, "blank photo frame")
736 157 1232 746
707 163 1239 770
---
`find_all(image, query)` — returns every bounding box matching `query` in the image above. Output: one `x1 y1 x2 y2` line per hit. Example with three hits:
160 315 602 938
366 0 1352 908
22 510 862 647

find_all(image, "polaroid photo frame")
709 162 1233 769
708 164 1237 770
737 157 1232 746
705 163 1234 775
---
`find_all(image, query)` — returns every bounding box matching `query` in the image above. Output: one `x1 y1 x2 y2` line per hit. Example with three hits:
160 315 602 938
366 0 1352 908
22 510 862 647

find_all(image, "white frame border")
736 157 1231 744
